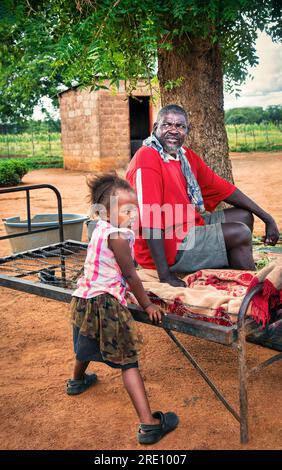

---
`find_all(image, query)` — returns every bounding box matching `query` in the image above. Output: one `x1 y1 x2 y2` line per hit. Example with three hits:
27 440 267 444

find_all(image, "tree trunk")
157 37 234 183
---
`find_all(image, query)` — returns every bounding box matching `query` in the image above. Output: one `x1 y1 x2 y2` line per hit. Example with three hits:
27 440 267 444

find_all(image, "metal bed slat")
0 272 236 345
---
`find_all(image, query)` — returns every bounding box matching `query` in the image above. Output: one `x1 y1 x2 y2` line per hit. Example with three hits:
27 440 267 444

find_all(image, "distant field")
0 124 282 159
0 132 63 170
0 132 62 158
226 123 282 151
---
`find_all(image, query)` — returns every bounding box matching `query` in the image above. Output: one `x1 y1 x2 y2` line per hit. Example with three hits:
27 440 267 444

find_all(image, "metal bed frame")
0 184 281 444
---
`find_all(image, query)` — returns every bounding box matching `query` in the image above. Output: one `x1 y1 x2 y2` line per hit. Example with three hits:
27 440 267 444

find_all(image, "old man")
126 104 279 287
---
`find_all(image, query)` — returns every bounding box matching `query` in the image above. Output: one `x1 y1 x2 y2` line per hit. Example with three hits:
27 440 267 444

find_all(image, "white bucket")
4 213 88 253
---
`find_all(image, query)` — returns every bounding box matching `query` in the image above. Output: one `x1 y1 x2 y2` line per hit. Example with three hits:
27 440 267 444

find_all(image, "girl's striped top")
73 219 135 305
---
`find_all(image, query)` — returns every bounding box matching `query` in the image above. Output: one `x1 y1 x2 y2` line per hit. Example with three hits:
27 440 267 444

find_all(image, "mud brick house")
59 81 160 172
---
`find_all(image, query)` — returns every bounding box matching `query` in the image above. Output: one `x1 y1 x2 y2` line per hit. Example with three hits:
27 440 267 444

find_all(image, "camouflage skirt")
70 294 142 367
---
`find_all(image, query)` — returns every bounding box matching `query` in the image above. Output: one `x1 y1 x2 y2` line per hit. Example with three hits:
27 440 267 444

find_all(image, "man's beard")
162 140 181 154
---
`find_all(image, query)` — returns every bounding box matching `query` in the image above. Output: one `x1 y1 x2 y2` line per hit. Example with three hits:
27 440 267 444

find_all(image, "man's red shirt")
125 145 236 269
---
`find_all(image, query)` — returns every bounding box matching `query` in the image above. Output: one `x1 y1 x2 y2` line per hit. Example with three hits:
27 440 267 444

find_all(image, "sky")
33 31 282 120
224 31 282 109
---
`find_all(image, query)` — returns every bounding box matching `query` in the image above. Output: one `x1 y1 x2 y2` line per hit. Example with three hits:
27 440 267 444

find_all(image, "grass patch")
21 155 63 170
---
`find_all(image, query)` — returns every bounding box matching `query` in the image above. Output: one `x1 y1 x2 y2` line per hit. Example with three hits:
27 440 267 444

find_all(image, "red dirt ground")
0 152 281 450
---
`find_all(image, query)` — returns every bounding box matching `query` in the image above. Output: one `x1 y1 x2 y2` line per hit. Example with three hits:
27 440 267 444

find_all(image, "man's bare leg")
221 222 255 270
224 207 254 232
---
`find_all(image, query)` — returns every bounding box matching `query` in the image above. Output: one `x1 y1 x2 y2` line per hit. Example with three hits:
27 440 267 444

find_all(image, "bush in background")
0 159 28 186
225 105 282 125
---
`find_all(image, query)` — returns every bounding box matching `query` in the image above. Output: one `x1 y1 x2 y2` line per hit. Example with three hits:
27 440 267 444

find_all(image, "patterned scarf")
143 134 205 214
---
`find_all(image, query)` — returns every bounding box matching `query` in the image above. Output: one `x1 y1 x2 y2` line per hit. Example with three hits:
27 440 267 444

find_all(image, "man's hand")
263 217 280 246
145 304 165 324
224 188 280 247
145 231 187 288
160 273 187 288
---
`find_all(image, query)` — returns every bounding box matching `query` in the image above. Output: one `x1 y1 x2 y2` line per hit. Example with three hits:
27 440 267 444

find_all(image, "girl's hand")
144 303 165 324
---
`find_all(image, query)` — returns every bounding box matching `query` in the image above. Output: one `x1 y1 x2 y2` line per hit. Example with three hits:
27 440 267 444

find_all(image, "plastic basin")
4 213 88 253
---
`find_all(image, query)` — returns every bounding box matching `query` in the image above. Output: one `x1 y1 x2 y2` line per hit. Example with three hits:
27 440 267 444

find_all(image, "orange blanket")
129 260 282 327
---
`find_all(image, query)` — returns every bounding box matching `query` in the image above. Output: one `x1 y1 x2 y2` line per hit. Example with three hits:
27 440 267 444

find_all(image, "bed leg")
237 282 264 444
238 325 248 444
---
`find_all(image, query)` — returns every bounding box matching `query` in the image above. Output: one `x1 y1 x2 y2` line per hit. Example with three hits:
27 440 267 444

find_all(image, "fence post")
252 128 256 151
31 130 35 157
265 123 270 149
6 124 10 156
48 123 52 156
234 125 238 151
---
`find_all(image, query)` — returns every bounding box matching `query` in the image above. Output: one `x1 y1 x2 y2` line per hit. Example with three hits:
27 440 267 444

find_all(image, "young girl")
67 173 179 445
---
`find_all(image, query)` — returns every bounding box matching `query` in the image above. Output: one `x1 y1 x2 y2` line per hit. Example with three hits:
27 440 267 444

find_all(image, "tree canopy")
225 105 282 124
1 0 281 121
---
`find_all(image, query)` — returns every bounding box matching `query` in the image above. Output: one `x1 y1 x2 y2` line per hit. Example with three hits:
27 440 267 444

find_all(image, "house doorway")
129 96 151 158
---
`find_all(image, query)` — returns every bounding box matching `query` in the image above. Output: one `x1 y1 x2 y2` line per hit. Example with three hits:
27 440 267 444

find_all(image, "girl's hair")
87 172 134 212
